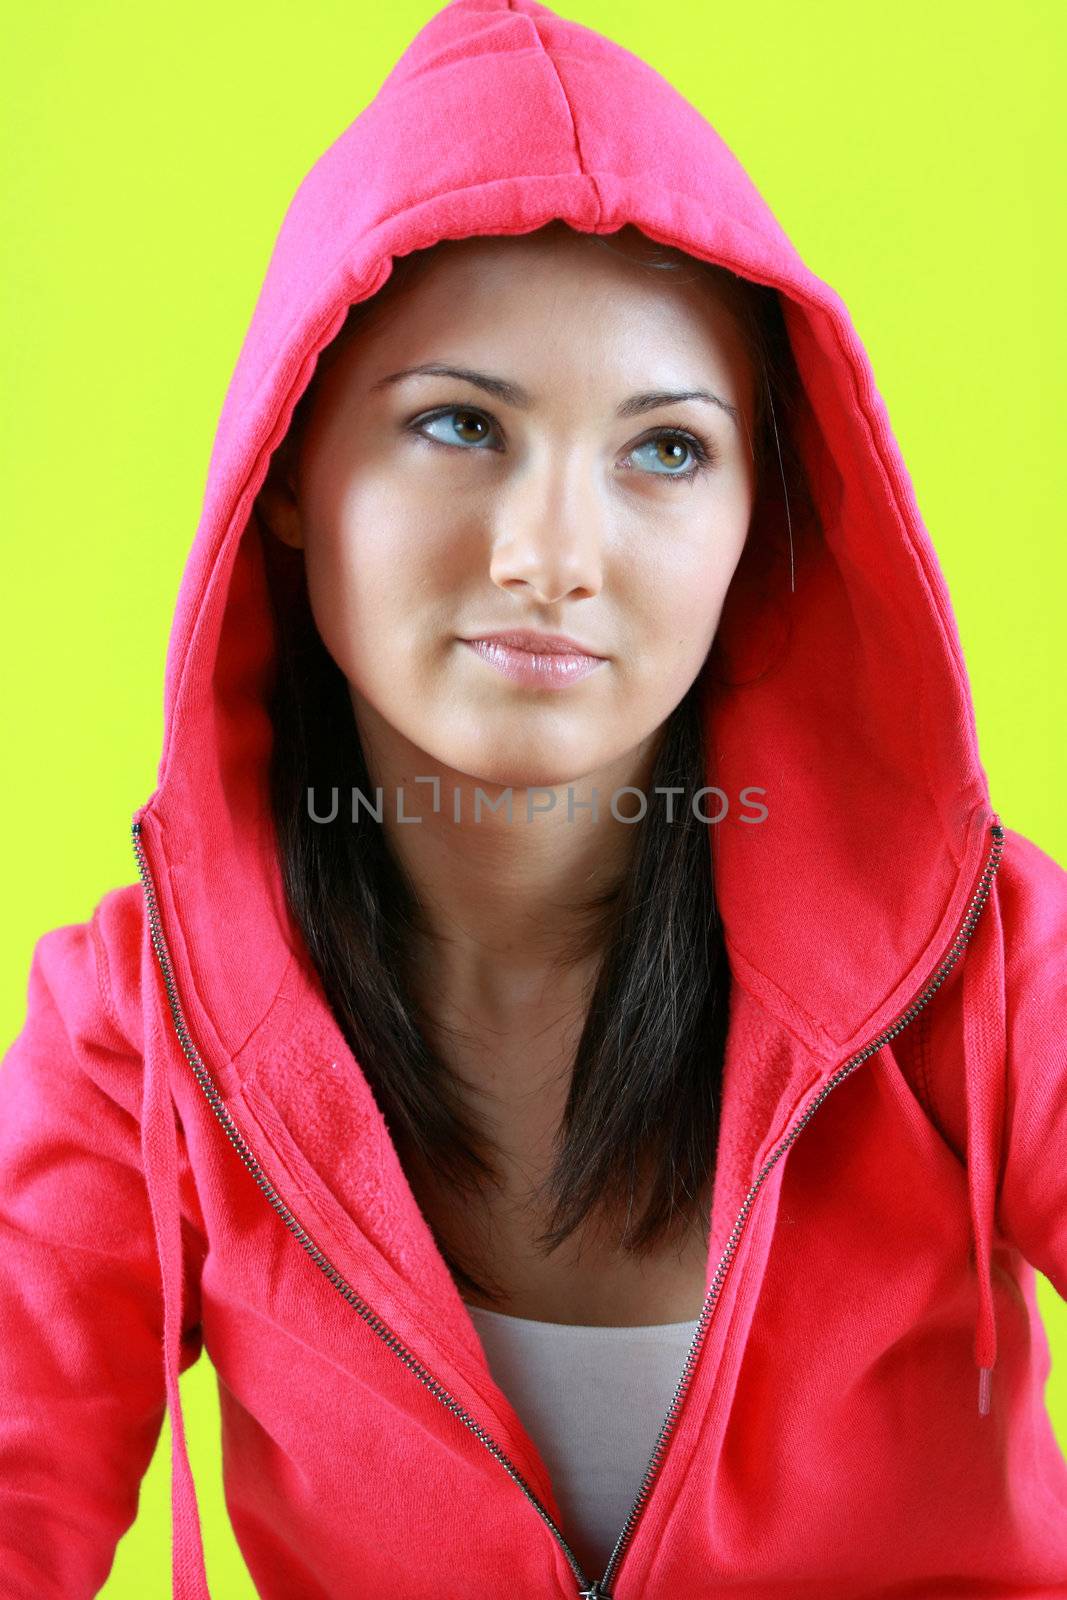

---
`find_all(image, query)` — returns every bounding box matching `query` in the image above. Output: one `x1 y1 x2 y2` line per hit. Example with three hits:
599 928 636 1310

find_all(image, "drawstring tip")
977 1365 993 1415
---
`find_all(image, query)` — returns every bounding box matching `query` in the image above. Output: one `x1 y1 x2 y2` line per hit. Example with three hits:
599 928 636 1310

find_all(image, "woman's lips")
461 633 607 689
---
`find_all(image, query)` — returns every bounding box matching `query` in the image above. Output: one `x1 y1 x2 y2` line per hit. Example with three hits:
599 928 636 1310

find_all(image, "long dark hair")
258 221 813 1304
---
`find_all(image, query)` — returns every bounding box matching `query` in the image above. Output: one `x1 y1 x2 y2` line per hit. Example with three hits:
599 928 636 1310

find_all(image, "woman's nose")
487 454 605 604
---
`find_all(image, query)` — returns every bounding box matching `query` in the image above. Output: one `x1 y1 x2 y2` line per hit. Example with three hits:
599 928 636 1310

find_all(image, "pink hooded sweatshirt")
2 1 1066 1596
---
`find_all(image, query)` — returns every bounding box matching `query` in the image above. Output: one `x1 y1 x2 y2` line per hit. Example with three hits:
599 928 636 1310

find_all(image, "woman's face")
264 230 757 792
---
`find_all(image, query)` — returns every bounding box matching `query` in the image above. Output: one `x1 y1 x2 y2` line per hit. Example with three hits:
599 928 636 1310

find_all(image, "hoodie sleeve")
0 883 206 1600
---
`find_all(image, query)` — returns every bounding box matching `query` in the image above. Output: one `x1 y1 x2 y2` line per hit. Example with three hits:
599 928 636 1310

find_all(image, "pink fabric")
2 1 1066 1594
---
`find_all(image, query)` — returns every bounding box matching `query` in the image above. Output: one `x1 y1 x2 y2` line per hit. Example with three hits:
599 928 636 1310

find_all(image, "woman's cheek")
630 556 731 675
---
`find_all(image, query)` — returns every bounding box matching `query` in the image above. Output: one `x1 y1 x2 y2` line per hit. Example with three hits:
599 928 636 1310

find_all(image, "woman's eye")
628 431 712 482
409 408 713 484
413 407 499 449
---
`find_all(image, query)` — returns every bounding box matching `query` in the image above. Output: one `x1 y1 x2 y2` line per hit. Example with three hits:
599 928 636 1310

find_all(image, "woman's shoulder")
87 879 147 1056
914 821 1067 1292
995 824 1067 967
891 825 1065 1161
8 880 147 1119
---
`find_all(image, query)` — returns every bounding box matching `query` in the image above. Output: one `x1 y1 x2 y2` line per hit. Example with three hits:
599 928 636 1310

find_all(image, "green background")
2 0 1064 1592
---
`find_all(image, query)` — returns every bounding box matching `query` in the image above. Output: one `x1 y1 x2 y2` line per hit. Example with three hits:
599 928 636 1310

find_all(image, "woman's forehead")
343 236 759 401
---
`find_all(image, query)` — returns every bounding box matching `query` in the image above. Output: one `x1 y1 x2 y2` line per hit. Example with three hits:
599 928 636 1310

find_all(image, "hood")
128 2 1005 1592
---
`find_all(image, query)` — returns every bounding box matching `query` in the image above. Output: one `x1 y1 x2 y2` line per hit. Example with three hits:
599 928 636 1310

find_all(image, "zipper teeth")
132 815 1003 1600
130 821 591 1588
595 816 1005 1596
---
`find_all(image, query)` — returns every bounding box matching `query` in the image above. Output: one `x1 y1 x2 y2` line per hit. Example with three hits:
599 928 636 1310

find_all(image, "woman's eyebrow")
370 362 740 429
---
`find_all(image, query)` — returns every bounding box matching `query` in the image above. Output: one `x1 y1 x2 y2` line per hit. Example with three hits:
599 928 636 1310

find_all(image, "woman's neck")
354 694 664 1005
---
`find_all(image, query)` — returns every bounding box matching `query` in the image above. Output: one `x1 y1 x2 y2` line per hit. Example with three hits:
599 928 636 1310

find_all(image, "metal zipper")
591 816 1005 1596
131 814 1003 1600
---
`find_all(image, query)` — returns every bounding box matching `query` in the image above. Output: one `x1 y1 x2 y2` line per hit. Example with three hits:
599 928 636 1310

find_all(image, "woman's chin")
435 738 609 798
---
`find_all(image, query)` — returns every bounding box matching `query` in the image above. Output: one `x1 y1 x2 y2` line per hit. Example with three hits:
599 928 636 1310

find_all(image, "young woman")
1 1 1065 1597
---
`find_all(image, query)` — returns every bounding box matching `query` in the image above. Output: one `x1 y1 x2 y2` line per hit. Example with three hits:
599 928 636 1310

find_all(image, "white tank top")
465 1303 701 1577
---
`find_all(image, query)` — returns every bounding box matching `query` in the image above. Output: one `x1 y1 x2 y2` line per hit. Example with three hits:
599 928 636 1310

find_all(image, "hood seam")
519 4 605 221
